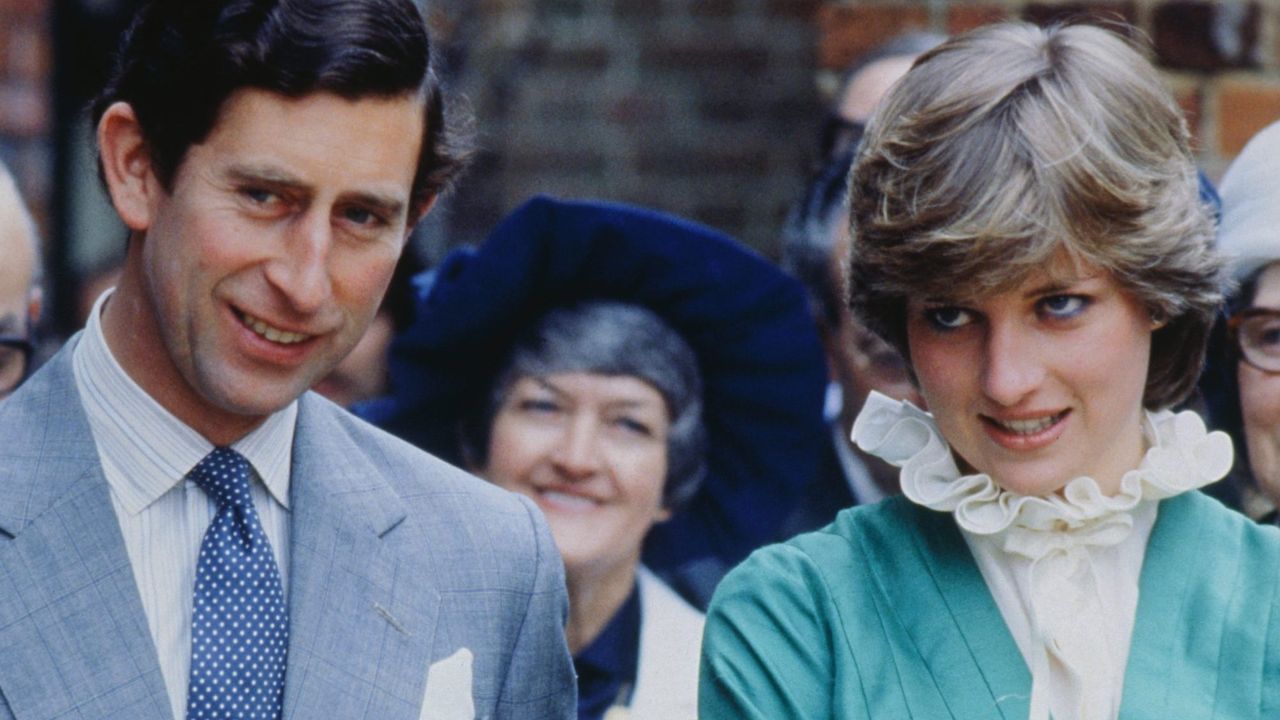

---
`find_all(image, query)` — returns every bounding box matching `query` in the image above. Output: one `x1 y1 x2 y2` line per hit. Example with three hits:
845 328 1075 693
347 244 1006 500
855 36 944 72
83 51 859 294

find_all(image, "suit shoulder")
302 394 549 556
310 394 524 505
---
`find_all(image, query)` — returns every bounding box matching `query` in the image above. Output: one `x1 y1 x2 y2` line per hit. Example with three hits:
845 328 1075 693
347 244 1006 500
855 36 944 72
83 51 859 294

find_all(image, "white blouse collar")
851 391 1232 553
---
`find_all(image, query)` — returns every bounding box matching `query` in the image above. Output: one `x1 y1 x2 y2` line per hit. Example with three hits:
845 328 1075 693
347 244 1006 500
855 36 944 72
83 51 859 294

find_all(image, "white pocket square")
420 647 475 720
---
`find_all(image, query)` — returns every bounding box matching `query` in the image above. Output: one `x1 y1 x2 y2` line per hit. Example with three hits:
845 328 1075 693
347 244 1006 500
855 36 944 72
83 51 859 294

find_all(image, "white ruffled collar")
851 391 1233 552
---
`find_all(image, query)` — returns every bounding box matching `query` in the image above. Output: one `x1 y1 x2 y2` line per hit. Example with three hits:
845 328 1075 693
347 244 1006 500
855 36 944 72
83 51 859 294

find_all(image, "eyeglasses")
0 334 32 395
1229 308 1280 373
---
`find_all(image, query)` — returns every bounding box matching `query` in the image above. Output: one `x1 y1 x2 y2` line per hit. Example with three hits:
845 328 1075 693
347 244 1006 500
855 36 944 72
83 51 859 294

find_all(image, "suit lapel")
0 344 172 720
282 395 440 720
865 500 1031 719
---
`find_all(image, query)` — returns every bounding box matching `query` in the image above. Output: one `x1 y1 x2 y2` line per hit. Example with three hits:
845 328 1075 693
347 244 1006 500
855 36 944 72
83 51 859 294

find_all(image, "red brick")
614 0 658 20
642 43 770 75
1153 1 1259 71
540 46 611 72
692 203 747 232
766 0 820 21
0 83 46 136
507 149 607 175
0 0 47 19
636 147 769 175
691 0 737 19
1216 79 1280 156
1171 80 1204 151
608 95 669 126
948 5 1010 35
543 0 586 18
698 97 754 123
426 8 463 45
1021 2 1137 29
817 4 930 71
3 23 50 82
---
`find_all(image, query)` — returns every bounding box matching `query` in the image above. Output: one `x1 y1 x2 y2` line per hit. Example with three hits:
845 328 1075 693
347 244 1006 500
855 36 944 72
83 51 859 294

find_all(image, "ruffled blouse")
851 391 1233 720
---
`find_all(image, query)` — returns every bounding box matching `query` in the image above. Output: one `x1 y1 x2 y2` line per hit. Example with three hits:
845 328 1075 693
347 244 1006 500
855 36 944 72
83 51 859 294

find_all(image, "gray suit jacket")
0 340 576 719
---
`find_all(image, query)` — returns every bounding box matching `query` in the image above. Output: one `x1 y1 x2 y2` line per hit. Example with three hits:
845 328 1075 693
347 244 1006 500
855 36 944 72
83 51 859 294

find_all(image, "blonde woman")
700 22 1280 719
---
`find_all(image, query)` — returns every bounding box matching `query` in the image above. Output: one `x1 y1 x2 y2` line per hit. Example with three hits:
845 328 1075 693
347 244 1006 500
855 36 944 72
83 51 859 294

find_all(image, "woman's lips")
979 409 1071 451
535 488 601 512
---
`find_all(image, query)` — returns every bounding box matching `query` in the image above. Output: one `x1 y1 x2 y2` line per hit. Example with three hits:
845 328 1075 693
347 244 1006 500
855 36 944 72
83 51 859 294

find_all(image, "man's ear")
404 193 439 240
97 101 161 232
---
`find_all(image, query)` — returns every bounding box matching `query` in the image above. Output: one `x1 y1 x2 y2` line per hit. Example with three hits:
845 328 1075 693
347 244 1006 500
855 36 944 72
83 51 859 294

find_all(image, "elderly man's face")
0 178 37 399
98 89 425 443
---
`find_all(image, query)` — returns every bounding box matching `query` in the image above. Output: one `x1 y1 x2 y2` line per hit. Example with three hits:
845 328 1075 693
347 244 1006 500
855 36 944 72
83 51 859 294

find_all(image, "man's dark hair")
91 0 471 215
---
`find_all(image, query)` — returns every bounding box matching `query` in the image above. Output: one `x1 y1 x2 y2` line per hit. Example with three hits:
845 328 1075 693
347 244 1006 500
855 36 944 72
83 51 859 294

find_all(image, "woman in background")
365 196 827 718
700 22 1280 719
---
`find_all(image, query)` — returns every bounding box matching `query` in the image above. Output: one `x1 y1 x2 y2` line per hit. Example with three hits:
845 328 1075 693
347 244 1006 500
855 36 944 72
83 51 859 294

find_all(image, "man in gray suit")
0 1 576 718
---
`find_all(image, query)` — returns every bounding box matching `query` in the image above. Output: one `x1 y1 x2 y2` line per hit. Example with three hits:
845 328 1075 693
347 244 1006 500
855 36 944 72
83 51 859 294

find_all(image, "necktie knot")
189 447 254 510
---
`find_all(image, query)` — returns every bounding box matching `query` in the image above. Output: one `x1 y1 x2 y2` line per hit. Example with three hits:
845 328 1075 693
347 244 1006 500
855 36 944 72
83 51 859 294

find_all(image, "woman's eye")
924 306 972 330
517 398 561 414
1039 295 1088 319
613 416 653 437
1252 321 1280 348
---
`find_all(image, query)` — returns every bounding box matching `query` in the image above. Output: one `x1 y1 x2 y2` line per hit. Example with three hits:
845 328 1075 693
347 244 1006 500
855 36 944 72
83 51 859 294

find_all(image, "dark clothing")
574 587 641 720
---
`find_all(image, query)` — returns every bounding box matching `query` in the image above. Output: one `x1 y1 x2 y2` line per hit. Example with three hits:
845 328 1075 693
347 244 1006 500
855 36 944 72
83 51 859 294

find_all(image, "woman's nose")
549 415 604 479
980 321 1045 407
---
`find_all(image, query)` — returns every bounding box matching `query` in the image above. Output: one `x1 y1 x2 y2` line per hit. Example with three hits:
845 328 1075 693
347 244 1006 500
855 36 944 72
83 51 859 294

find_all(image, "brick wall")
0 0 51 233
443 0 824 255
4 0 1279 284
817 0 1280 180
446 0 1280 258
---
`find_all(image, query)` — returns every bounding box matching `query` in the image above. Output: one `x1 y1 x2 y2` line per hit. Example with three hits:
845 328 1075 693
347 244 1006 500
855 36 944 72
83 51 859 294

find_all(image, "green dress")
699 492 1280 719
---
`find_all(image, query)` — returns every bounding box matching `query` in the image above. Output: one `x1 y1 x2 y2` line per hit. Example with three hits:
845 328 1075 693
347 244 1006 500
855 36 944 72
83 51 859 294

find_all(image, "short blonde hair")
847 21 1223 410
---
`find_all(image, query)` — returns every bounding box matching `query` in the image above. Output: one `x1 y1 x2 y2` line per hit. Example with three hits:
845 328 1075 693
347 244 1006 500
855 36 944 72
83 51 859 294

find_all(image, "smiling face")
906 251 1153 497
1239 263 1280 505
98 89 424 444
482 372 672 581
0 174 36 398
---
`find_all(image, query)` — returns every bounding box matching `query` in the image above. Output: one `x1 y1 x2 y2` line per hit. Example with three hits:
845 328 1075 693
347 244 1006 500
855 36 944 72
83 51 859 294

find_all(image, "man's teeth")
994 414 1062 435
240 311 310 344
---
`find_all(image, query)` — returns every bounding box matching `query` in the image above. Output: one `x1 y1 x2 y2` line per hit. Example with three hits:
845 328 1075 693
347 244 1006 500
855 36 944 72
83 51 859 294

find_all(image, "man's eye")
924 306 972 330
343 206 385 227
241 188 277 204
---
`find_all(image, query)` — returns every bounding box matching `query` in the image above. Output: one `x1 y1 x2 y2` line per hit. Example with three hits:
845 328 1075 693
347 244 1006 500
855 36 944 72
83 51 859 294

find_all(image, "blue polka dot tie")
185 447 288 720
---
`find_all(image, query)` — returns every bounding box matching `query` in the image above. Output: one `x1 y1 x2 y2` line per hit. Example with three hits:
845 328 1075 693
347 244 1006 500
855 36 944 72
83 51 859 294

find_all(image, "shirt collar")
72 288 296 514
573 583 641 685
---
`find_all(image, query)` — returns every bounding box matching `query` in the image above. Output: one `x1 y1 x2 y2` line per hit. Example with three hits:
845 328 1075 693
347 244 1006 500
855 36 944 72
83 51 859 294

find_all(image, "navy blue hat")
361 195 828 604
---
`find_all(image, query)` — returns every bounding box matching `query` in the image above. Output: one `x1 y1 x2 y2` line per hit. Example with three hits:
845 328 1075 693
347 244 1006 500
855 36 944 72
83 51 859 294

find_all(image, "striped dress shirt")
72 289 296 720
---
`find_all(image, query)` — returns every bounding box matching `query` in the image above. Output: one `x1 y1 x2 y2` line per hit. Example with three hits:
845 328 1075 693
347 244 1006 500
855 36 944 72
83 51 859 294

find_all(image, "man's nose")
266 211 333 314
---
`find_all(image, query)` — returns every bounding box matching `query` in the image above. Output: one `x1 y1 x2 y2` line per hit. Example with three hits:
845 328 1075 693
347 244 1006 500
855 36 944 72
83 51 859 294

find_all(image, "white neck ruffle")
851 391 1233 720
851 391 1232 553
